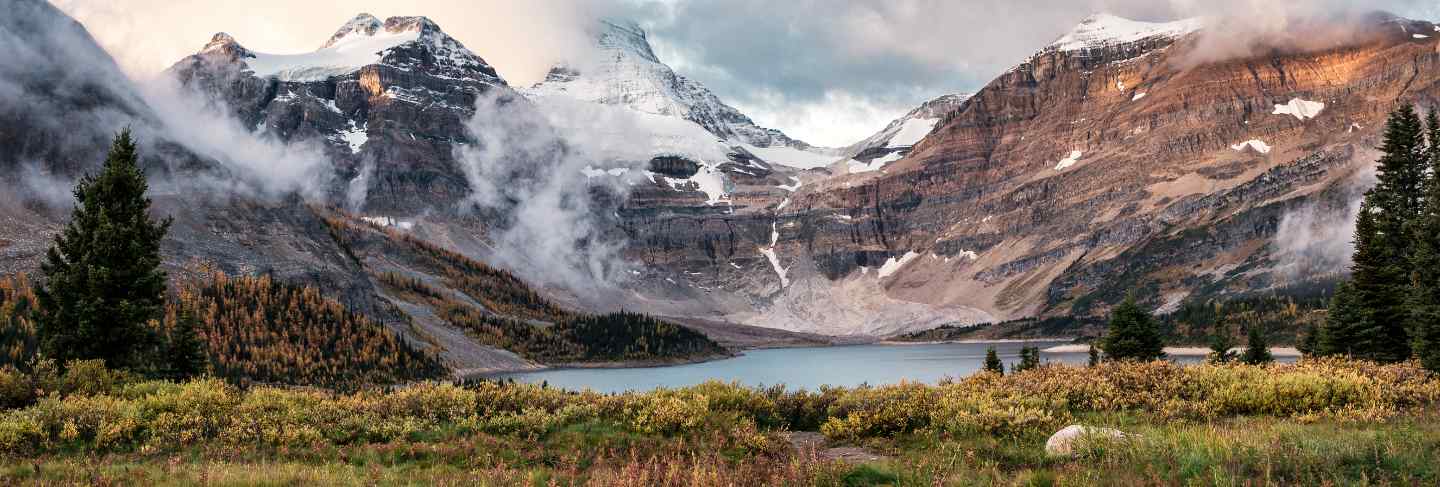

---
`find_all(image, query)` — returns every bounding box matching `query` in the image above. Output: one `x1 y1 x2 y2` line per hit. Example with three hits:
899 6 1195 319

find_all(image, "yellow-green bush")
0 359 1434 456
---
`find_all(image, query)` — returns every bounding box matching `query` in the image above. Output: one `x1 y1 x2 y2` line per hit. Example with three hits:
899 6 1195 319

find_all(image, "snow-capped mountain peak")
597 19 662 64
193 14 498 84
526 19 838 168
1048 13 1203 52
322 13 385 49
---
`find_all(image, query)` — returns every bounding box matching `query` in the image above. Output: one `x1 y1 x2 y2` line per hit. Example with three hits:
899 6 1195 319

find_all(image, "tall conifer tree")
1410 110 1440 372
1321 106 1427 363
1101 296 1166 362
35 130 172 370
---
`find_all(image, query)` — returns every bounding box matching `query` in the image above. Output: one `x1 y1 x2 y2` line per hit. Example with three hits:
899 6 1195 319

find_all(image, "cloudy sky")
53 0 1440 147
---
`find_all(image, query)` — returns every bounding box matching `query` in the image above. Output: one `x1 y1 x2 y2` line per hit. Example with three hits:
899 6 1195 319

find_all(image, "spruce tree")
1320 106 1430 363
1343 198 1410 362
1411 110 1440 372
35 130 172 370
1297 322 1320 357
164 308 207 379
1320 281 1363 357
1241 325 1273 365
1208 322 1237 364
983 346 1003 375
1100 296 1166 362
1087 343 1100 367
1011 346 1041 373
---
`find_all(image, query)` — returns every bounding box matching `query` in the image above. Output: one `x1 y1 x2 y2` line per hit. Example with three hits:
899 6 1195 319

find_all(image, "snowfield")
886 118 939 148
1049 13 1202 52
336 121 368 154
1272 98 1325 121
1230 139 1272 154
241 29 421 82
1054 150 1083 170
877 251 921 279
740 143 840 169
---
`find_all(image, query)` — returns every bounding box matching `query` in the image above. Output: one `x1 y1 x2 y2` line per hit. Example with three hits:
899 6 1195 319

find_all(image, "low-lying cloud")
1271 153 1378 280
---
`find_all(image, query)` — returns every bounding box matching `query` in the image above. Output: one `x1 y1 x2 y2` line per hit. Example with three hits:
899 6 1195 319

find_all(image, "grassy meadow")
0 357 1436 485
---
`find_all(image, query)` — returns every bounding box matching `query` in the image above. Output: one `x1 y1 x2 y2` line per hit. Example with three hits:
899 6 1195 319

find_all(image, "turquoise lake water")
496 341 1107 393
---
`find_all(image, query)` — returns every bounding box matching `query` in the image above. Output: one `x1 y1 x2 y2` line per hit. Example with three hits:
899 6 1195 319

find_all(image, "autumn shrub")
0 358 1435 456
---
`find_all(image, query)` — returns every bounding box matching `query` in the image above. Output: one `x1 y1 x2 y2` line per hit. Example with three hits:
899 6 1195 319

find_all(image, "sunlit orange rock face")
656 14 1440 328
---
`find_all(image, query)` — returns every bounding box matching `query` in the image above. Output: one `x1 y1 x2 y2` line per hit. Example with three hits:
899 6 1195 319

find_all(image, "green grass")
4 415 1437 486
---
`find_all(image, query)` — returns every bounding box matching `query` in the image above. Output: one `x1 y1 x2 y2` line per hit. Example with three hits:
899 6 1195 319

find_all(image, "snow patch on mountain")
1049 13 1203 52
337 121 368 154
759 222 789 287
887 118 940 148
877 251 921 279
1272 98 1325 121
740 143 840 169
243 28 418 81
1231 139 1272 154
1055 150 1083 170
664 165 730 206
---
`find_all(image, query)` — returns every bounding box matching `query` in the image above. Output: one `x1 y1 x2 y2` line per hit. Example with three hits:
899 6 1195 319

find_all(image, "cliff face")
717 14 1440 332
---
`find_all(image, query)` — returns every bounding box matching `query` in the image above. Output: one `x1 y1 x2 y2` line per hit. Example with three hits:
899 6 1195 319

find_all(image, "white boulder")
1044 424 1127 456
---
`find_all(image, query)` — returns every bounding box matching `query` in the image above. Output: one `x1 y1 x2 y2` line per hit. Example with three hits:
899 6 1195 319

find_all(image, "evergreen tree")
1241 325 1273 365
1087 343 1100 367
1208 322 1237 364
1297 322 1320 357
1320 281 1363 357
1340 198 1410 362
1322 106 1427 363
35 130 172 370
1412 110 1440 372
1012 346 1041 373
983 346 1004 374
163 308 207 379
1100 296 1166 362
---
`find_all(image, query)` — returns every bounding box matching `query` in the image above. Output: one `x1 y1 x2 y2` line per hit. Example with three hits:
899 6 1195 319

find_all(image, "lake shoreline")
1041 344 1303 357
880 337 1077 345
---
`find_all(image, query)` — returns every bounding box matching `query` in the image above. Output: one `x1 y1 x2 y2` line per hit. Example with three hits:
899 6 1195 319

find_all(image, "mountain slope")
842 93 972 174
776 12 1440 328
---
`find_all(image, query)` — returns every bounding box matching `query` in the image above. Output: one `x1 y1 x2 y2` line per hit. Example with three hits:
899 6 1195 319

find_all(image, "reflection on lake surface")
495 341 1246 393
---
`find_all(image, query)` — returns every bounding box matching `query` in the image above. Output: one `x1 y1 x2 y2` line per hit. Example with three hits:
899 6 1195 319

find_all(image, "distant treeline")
326 213 725 364
1 270 446 387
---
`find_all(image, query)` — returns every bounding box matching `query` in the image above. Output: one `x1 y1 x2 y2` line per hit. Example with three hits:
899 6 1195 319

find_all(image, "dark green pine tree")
1100 296 1166 362
1411 110 1440 372
1337 198 1410 362
1320 281 1364 357
1241 325 1273 365
164 308 208 380
1017 346 1041 372
1208 321 1237 364
1087 343 1100 367
35 130 172 370
1296 322 1320 357
1321 106 1429 363
983 346 1003 375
